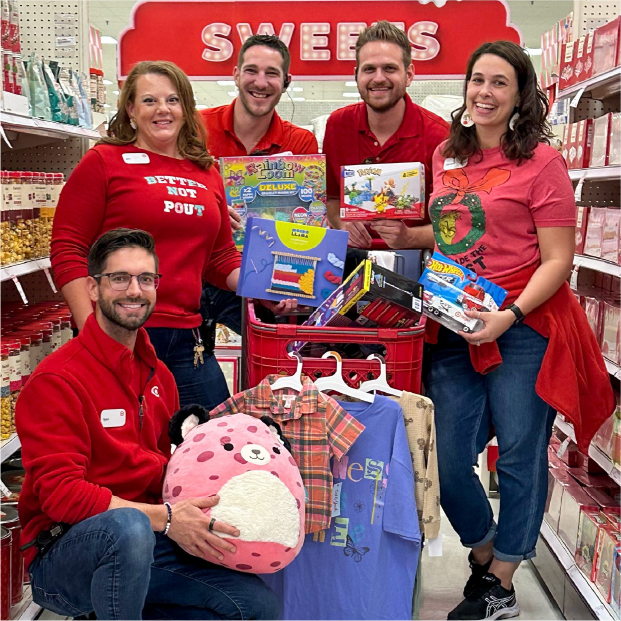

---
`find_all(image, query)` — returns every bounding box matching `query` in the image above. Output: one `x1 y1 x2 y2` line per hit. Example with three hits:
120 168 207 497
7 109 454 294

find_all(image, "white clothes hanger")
270 352 304 392
314 352 374 403
358 354 403 397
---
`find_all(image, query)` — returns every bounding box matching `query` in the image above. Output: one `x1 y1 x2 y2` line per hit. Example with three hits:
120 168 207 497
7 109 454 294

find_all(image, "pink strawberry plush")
163 405 305 573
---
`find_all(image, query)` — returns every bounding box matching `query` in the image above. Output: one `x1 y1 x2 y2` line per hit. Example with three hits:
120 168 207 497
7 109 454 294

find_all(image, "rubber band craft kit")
340 162 425 221
220 154 327 251
237 217 348 306
418 252 507 334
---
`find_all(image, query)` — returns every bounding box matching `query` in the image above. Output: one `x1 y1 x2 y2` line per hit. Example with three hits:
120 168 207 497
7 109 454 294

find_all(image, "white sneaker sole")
487 603 520 620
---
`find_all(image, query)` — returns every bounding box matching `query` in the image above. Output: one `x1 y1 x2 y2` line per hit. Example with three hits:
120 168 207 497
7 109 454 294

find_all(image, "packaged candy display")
609 113 621 166
593 16 621 77
340 162 425 221
558 482 599 555
1 346 10 440
602 209 621 264
590 114 611 168
612 546 621 617
603 507 621 531
595 526 621 600
584 207 607 258
5 340 20 435
601 302 621 365
418 252 508 334
299 260 423 337
575 32 595 83
575 508 608 579
237 217 348 306
575 206 590 254
220 155 327 251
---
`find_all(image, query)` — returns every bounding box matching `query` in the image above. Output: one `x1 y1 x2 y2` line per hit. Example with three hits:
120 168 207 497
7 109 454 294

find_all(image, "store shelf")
1 433 21 463
540 520 615 620
573 254 621 278
569 167 621 182
10 587 42 621
558 67 621 100
0 258 51 283
603 357 621 382
1 110 100 141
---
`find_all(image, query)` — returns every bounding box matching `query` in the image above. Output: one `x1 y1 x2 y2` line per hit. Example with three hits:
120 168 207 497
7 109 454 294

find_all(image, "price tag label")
570 266 579 291
41 267 58 294
557 437 571 459
331 482 342 517
11 276 28 304
574 173 587 202
570 87 586 108
0 480 11 498
427 534 443 557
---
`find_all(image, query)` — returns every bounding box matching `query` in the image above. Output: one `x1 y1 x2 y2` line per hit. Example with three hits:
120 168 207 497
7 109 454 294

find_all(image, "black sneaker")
463 551 493 597
448 573 520 620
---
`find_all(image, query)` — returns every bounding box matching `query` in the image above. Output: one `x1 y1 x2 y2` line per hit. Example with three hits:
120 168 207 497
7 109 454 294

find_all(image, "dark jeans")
201 283 243 337
29 508 281 620
146 327 230 411
424 323 556 562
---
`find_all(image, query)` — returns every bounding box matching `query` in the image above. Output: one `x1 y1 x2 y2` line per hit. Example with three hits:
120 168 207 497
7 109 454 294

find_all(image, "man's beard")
361 84 405 113
98 297 154 331
238 88 279 118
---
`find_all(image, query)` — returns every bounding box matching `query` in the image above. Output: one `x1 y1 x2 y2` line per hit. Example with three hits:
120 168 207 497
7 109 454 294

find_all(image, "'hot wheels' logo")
427 258 464 280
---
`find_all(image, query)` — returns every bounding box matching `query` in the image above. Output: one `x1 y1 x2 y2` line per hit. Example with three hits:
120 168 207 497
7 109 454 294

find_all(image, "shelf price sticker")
11 276 28 304
39 264 58 294
557 437 571 459
0 480 11 499
570 86 586 109
574 173 588 202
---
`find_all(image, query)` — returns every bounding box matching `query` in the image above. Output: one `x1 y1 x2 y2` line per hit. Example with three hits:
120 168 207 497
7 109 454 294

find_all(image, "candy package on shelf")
418 252 507 335
41 59 66 124
220 155 327 251
584 207 607 258
590 113 612 168
558 482 599 555
594 526 621 600
575 508 608 580
609 113 621 166
575 206 590 254
602 209 621 264
26 53 51 120
559 40 577 90
340 162 425 221
612 545 621 617
601 302 621 366
544 465 573 533
593 16 621 77
237 218 348 307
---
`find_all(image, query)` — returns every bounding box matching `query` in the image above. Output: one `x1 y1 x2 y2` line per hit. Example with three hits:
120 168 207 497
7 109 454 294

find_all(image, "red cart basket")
243 301 426 392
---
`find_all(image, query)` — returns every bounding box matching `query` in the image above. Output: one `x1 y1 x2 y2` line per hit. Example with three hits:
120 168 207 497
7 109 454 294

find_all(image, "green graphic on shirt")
430 192 486 256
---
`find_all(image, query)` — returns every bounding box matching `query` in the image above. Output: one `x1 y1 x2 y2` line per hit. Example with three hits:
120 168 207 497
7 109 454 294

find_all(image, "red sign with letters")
118 0 522 80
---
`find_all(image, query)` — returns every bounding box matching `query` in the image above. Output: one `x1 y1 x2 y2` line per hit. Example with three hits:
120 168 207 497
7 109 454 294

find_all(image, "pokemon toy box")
340 162 425 221
419 252 508 334
220 155 327 251
237 217 348 306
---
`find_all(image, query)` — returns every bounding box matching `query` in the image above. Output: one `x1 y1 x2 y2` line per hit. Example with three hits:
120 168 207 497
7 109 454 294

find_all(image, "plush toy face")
163 413 305 573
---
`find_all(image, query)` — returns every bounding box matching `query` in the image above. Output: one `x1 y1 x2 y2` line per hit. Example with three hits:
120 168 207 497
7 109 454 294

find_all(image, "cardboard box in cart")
340 162 425 221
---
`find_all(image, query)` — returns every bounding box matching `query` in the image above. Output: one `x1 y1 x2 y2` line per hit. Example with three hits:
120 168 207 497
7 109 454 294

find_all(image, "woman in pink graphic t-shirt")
424 40 613 621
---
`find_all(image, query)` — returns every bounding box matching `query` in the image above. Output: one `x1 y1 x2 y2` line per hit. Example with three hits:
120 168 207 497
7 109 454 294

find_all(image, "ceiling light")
103 79 113 85
345 81 357 87
217 80 236 86
526 48 542 56
293 87 303 92
101 36 117 45
292 97 305 102
196 104 208 110
112 90 119 95
343 92 361 98
103 103 111 108
227 91 238 97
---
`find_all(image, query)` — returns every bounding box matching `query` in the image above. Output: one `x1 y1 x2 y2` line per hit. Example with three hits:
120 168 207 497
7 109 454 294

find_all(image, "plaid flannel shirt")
210 375 365 533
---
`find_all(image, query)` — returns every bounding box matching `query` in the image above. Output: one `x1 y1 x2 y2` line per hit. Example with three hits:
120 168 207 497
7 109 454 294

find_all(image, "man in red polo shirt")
324 22 449 250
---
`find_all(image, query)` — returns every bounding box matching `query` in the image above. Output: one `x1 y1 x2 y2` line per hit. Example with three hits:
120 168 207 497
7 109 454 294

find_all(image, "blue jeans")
29 508 281 620
201 283 243 337
146 327 230 410
424 323 556 562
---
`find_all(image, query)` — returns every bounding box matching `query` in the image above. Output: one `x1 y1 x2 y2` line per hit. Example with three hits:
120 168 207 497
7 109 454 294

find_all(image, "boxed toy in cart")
418 252 508 334
297 259 423 341
220 154 327 250
340 163 425 221
237 217 348 307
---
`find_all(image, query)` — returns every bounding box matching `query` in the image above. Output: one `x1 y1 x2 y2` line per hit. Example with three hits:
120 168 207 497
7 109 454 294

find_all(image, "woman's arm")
60 278 94 331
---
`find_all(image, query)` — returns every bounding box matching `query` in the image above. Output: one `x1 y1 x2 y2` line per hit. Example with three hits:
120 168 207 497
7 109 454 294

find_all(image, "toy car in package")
340 163 424 221
419 252 508 334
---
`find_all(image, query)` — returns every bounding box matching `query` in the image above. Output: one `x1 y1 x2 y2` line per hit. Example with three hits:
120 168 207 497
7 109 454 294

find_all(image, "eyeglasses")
93 272 162 291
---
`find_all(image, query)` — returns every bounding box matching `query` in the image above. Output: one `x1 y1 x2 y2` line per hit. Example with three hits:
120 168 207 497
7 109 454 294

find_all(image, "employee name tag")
101 408 127 428
122 153 150 164
443 157 468 170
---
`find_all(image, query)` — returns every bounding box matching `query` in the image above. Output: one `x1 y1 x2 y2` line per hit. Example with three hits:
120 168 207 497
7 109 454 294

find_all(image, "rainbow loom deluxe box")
237 217 349 306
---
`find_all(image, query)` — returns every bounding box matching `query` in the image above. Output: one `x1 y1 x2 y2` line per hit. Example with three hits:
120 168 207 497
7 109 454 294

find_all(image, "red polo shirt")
200 100 319 159
323 94 449 239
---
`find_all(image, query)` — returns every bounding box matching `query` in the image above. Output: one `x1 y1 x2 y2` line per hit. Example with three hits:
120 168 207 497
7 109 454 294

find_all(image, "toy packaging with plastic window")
297 259 423 341
340 162 424 221
237 217 348 307
220 154 327 251
418 252 508 334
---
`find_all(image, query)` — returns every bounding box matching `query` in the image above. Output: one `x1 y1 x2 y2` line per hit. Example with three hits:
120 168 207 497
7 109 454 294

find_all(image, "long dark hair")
442 41 554 164
101 61 214 170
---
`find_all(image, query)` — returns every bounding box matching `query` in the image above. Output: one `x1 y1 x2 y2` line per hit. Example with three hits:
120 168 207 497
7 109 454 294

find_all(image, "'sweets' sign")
118 0 522 80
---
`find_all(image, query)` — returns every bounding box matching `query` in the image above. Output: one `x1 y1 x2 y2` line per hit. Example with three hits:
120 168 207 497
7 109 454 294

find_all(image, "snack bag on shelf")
72 70 93 129
602 209 621 264
594 526 621 600
575 508 608 580
41 59 66 124
26 53 51 120
584 207 607 258
590 113 612 168
593 16 621 77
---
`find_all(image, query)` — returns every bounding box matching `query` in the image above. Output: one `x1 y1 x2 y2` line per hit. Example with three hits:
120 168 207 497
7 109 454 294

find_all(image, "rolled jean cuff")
493 546 537 563
463 521 497 549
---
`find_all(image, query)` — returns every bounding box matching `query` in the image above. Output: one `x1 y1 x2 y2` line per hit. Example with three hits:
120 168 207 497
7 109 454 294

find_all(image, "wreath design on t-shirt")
429 167 511 256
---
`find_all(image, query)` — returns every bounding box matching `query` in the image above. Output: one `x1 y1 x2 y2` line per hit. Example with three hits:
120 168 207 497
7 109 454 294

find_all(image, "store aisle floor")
417 500 563 620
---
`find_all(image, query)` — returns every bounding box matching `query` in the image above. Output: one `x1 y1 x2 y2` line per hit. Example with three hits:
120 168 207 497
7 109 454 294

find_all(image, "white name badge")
443 157 468 170
123 153 150 164
101 409 127 428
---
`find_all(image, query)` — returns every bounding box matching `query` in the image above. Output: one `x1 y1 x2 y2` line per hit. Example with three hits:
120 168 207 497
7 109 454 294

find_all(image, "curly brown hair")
442 41 554 165
101 61 214 170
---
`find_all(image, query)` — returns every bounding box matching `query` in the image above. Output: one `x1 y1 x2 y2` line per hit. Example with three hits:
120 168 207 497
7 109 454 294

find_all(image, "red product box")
545 465 573 533
576 119 594 169
566 122 580 169
585 487 618 509
593 16 621 77
559 440 580 467
602 209 621 264
609 113 621 166
568 467 615 490
576 451 607 474
575 508 610 579
594 526 621 600
561 124 570 165
601 302 621 365
574 33 594 83
603 507 621 531
559 482 600 555
575 206 590 254
590 113 612 168
559 40 577 90
584 207 607 258
593 414 616 462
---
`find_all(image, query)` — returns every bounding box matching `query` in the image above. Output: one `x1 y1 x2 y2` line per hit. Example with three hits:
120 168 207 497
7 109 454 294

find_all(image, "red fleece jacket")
16 315 179 569
426 263 615 454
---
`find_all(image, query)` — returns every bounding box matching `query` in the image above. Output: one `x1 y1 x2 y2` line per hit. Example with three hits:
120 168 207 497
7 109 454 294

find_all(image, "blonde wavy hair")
101 61 214 170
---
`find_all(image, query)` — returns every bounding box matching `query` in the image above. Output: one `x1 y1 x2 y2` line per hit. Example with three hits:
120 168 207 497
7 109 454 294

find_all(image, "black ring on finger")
209 517 216 532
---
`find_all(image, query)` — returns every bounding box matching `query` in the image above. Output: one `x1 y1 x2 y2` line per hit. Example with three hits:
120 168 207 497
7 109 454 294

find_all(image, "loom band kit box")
339 162 425 221
220 154 327 251
292 260 424 351
418 252 508 334
237 217 348 307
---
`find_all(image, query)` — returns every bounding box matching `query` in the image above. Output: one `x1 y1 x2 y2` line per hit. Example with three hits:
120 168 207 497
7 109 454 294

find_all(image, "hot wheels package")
419 252 508 334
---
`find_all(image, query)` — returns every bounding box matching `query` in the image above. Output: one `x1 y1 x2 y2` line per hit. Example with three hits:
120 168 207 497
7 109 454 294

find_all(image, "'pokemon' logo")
427 258 464 281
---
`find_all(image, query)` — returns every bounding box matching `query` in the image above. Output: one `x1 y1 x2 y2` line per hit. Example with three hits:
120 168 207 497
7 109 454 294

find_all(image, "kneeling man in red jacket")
16 228 280 620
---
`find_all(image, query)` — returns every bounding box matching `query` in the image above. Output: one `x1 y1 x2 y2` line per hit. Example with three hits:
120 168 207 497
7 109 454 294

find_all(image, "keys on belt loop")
192 328 205 368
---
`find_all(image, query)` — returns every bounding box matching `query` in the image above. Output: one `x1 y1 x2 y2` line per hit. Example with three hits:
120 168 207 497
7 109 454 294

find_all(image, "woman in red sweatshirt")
424 41 614 621
52 60 289 410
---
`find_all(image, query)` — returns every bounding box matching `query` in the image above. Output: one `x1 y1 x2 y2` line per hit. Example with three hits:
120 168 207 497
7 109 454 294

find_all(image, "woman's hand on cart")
458 309 516 346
